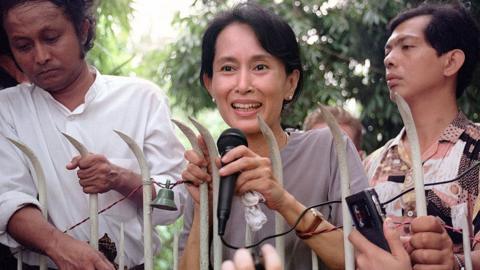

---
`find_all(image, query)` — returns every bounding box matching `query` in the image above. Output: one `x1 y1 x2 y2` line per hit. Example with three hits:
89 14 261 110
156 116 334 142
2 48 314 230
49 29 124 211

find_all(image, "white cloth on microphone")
241 191 267 231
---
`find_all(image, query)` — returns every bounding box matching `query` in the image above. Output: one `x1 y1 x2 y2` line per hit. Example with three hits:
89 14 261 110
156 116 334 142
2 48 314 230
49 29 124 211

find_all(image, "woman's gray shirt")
179 128 368 269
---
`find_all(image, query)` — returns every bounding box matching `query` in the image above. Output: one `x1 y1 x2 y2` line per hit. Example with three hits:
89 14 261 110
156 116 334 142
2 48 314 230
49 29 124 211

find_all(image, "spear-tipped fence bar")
119 222 125 270
7 138 48 270
174 116 286 269
318 104 354 270
257 115 285 268
173 229 180 270
393 93 427 216
311 250 318 270
172 119 209 270
189 117 222 270
462 214 473 270
114 130 154 270
61 133 99 250
17 249 22 270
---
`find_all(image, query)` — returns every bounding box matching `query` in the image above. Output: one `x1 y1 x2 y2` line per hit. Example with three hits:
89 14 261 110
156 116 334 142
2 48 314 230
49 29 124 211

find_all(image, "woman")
178 3 367 269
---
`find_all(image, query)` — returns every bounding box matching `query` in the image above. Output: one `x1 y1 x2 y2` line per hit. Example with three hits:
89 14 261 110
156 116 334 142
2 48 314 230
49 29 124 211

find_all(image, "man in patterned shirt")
363 3 480 269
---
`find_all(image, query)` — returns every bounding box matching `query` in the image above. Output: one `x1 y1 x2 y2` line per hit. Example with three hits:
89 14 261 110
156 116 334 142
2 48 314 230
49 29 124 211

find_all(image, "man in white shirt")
0 0 186 269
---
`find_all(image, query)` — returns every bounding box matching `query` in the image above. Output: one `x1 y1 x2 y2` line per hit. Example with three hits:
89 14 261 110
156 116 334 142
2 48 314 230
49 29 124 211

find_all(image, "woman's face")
203 23 299 136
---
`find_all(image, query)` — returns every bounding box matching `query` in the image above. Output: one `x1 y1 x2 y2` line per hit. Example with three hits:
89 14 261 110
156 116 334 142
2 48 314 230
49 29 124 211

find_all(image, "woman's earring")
212 97 216 103
286 95 293 101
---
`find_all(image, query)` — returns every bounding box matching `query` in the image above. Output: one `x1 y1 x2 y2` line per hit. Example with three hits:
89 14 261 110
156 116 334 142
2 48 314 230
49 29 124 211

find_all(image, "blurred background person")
303 105 365 159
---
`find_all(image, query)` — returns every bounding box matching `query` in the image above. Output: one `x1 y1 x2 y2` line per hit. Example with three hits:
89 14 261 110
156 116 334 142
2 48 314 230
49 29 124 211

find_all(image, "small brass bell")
151 180 177 211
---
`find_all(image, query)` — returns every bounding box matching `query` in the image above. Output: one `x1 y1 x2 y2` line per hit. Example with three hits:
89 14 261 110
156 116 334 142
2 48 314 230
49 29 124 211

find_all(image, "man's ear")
80 19 90 45
443 49 465 77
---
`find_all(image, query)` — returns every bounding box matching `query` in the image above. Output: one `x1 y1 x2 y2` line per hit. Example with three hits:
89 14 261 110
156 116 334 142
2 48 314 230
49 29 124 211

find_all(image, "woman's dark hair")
387 3 480 98
0 0 96 57
200 3 304 107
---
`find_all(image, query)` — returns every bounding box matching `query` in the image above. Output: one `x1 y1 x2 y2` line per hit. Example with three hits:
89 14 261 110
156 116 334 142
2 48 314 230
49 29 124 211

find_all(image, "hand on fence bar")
349 216 458 270
409 216 456 270
221 244 281 270
349 218 411 270
67 153 120 194
182 135 214 205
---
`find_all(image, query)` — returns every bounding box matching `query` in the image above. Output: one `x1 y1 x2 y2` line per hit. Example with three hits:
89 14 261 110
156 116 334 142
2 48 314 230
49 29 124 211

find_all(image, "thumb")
221 261 235 270
383 218 408 258
66 155 80 170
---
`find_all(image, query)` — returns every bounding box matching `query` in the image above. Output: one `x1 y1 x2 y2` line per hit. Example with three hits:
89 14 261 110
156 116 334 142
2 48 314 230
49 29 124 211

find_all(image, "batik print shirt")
364 112 480 249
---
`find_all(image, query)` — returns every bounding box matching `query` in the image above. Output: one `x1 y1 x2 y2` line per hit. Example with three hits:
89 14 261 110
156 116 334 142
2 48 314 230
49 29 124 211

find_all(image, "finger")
410 248 451 265
349 229 377 255
232 248 255 269
400 235 414 254
78 176 106 193
77 154 103 169
384 219 409 259
215 156 222 171
412 265 451 270
236 177 277 197
197 135 211 158
410 232 451 250
221 260 236 270
236 167 273 194
220 145 254 164
66 155 81 170
185 149 208 167
220 156 270 177
261 244 282 270
410 216 444 234
182 164 211 185
77 165 101 179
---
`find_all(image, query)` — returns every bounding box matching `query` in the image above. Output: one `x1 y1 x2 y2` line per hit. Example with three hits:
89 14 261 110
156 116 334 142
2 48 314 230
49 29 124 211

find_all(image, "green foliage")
154 218 184 270
157 0 480 154
87 0 135 75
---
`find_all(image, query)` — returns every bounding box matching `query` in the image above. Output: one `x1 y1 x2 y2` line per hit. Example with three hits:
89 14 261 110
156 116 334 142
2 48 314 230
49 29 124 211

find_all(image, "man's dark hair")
0 0 96 57
200 3 303 108
387 2 480 98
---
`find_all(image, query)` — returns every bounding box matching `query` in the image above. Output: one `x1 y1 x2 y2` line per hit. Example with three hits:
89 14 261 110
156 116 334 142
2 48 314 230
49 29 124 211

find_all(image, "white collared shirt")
0 70 186 268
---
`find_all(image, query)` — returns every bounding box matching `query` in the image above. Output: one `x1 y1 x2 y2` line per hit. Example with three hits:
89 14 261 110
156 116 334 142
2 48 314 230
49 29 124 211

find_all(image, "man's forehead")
5 1 63 27
386 15 432 46
5 2 65 36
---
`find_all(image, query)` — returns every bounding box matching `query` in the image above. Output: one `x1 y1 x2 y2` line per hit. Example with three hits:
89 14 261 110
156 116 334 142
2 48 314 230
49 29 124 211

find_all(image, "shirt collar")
84 68 100 106
385 128 404 150
438 111 469 143
34 67 100 114
383 111 468 151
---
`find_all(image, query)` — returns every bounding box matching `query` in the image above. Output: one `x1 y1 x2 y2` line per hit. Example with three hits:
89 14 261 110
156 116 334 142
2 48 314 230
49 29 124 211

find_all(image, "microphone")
216 128 248 236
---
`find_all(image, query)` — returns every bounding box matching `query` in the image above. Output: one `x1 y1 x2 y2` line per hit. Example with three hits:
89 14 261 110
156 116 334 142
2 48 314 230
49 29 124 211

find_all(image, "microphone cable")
220 200 342 250
380 161 480 207
219 161 480 250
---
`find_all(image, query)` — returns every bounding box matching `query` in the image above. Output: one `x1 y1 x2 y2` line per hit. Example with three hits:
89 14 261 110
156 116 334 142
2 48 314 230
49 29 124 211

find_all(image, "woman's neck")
246 124 287 157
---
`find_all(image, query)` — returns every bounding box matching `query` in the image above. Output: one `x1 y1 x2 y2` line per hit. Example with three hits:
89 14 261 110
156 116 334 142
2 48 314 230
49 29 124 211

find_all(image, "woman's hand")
218 145 287 210
181 136 213 205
